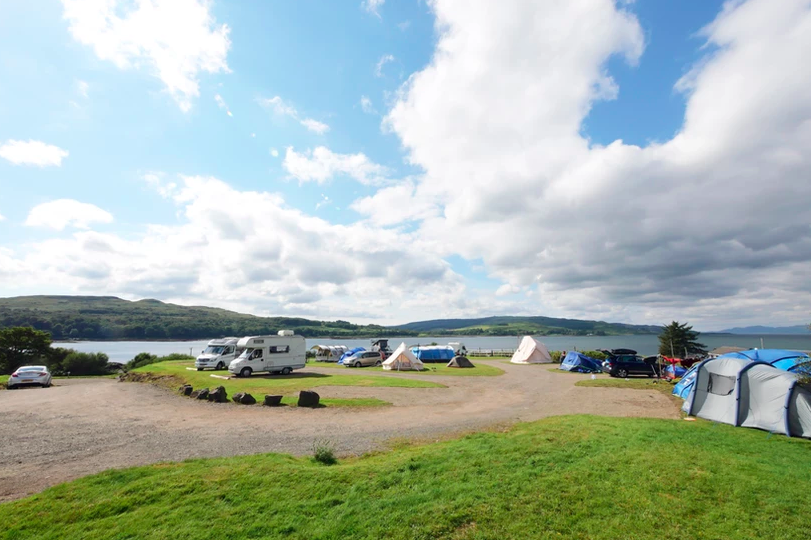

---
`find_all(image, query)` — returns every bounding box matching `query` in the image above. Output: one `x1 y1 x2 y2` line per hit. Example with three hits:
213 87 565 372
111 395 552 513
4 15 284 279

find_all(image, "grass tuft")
312 439 338 466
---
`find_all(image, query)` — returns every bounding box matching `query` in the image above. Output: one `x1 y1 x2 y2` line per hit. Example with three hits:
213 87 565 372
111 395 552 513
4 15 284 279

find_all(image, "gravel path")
0 361 678 502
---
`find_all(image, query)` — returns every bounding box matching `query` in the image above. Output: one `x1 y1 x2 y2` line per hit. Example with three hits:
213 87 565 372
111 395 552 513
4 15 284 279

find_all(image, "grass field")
2 415 810 539
309 360 504 377
132 361 444 398
576 376 680 398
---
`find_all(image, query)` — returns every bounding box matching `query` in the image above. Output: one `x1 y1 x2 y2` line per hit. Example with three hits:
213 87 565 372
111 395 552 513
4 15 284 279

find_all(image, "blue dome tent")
559 351 602 373
411 346 456 363
338 347 365 365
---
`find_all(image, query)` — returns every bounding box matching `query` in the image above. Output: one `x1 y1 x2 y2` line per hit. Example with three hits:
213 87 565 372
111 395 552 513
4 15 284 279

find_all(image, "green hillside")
0 296 403 340
394 315 661 336
0 296 661 340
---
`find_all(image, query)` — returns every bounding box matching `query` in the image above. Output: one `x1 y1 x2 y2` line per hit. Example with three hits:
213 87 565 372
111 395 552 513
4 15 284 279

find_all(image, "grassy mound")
310 360 504 377
2 416 810 539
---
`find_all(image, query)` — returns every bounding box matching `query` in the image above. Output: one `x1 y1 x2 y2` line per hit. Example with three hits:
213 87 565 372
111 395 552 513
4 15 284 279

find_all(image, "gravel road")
0 361 678 502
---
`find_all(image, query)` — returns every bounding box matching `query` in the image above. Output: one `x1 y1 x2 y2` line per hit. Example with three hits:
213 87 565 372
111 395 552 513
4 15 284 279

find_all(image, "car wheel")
354 361 362 368
240 367 252 378
617 368 628 378
216 362 225 370
282 367 292 375
375 360 382 367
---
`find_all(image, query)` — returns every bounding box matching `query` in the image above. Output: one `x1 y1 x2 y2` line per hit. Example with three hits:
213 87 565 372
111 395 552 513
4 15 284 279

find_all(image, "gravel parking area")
0 361 678 502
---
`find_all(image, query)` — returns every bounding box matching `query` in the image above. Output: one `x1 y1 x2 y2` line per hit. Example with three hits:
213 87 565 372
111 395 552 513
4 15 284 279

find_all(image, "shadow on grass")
245 372 331 380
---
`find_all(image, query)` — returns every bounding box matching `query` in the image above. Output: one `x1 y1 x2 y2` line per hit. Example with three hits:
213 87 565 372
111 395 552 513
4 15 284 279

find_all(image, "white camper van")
196 337 240 371
229 331 307 377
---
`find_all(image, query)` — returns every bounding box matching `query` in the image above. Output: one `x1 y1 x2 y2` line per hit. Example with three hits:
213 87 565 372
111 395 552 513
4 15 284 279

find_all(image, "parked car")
7 366 52 389
343 351 384 368
602 354 659 378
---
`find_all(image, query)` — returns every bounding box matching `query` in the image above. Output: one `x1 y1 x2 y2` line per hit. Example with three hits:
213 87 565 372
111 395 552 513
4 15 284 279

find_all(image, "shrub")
550 351 564 363
127 352 195 370
312 439 337 465
62 352 111 376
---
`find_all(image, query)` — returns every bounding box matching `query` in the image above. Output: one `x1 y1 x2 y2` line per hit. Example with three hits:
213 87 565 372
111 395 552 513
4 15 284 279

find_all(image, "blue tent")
673 349 811 400
411 346 456 363
559 351 603 373
338 347 365 365
672 364 699 399
664 364 688 379
722 349 811 373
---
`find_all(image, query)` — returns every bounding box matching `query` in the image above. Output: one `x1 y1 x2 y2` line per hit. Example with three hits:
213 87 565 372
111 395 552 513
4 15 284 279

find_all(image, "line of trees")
0 327 113 376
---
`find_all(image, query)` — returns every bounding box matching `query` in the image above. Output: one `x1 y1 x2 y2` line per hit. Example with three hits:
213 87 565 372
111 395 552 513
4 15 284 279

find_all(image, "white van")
196 337 240 371
229 331 307 377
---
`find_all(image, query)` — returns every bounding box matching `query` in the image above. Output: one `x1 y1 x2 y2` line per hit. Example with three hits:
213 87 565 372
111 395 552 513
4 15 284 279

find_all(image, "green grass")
132 361 444 397
2 415 810 539
576 376 680 398
308 361 504 377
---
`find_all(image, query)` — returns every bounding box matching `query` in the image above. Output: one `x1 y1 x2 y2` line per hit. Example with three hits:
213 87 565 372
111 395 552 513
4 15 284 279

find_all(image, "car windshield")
204 346 225 355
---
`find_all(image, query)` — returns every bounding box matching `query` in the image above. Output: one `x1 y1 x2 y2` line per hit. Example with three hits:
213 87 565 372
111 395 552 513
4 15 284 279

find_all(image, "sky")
1 0 810 331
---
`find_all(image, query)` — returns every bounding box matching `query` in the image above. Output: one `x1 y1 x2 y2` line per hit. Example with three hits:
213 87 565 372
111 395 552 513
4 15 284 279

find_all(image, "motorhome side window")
225 347 233 354
251 349 263 359
269 345 290 354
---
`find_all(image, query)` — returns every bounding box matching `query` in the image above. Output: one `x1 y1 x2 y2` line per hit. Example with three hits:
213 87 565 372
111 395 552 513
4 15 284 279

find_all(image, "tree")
658 321 706 357
0 327 52 374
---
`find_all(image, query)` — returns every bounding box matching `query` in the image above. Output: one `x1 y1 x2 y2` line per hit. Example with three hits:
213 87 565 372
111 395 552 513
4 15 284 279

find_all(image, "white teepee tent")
382 342 424 371
510 336 552 364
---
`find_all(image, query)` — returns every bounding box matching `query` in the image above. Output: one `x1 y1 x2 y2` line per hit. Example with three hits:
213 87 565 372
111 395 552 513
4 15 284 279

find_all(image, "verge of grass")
2 415 810 540
576 376 681 400
308 361 504 377
132 360 444 396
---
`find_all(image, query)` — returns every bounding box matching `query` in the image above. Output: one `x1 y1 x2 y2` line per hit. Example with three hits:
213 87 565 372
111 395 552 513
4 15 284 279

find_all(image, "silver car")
7 365 52 389
343 351 383 368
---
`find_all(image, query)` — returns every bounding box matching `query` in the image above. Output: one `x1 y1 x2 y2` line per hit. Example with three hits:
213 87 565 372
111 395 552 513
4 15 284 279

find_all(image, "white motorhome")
229 331 307 377
195 337 240 371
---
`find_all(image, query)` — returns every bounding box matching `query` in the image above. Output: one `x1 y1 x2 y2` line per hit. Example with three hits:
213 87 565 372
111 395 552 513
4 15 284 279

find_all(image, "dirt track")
0 361 678 502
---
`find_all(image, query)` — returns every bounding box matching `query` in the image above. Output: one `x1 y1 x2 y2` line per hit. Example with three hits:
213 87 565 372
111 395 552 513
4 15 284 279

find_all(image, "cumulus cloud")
373 0 811 328
25 199 114 231
375 54 395 77
283 146 389 185
61 0 231 112
362 0 385 18
258 95 329 134
3 176 463 323
0 140 69 167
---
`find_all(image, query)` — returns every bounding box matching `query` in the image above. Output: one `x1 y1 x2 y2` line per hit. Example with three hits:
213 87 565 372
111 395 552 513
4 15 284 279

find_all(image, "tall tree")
0 326 52 374
658 321 706 357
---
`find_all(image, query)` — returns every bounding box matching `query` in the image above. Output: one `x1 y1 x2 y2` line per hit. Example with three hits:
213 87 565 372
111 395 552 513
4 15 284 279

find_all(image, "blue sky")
1 0 810 330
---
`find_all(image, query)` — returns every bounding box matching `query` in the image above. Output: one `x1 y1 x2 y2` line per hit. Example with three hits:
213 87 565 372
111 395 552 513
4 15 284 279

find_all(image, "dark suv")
602 353 660 378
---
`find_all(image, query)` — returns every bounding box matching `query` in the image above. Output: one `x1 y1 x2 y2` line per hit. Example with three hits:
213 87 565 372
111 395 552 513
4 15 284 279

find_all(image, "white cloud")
360 95 376 114
350 179 438 225
258 95 330 134
142 172 178 198
299 118 330 134
0 140 69 167
214 93 232 116
0 212 5 222
375 54 395 77
397 20 411 31
1 176 463 324
61 0 231 112
362 0 385 18
25 199 113 231
373 0 811 328
283 146 389 185
270 148 279 158
76 80 89 98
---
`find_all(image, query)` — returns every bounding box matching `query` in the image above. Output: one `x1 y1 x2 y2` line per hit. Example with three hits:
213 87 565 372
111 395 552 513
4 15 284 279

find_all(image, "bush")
550 351 564 363
62 352 111 376
312 439 337 465
127 352 195 370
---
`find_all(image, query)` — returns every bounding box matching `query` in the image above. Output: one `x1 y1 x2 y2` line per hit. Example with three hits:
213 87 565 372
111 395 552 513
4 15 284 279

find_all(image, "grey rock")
263 395 283 407
195 388 210 400
298 390 320 408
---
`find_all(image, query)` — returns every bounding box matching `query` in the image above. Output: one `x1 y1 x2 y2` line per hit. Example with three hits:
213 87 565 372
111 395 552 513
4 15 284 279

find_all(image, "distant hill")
0 295 401 340
718 325 810 335
394 316 661 337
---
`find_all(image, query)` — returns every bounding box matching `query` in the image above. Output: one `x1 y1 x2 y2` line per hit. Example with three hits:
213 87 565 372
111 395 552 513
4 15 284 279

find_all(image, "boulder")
189 390 200 399
180 385 194 396
264 395 283 407
233 392 256 405
208 386 227 403
298 390 320 408
195 388 210 400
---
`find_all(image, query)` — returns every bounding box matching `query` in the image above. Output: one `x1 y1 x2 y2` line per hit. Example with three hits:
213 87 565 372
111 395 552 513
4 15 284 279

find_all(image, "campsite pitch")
1 415 809 540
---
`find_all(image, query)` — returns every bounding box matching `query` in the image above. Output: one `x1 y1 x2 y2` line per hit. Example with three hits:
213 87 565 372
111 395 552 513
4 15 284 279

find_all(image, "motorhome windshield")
204 346 225 355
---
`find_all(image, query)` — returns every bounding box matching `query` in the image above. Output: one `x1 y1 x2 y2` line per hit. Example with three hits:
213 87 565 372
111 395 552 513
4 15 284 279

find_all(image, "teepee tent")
382 342 424 371
510 336 552 364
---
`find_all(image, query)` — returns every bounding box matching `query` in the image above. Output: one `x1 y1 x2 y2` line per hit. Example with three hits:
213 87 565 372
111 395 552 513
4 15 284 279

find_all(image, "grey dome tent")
447 356 474 368
684 356 811 438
